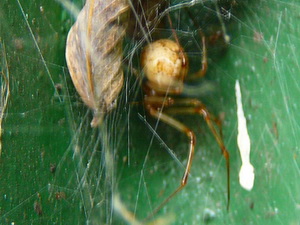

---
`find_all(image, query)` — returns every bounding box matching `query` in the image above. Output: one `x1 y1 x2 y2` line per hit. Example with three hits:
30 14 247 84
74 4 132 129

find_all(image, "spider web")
0 0 300 224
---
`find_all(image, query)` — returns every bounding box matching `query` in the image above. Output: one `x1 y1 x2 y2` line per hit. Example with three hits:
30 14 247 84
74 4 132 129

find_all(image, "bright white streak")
235 80 255 191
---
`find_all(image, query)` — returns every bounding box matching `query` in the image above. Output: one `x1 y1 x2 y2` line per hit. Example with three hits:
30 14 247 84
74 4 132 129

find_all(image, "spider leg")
184 8 208 80
165 103 230 209
163 98 224 138
188 34 207 79
147 106 196 217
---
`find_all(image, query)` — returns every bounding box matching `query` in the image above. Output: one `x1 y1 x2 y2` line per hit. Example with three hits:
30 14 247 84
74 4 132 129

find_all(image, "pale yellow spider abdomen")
141 39 188 93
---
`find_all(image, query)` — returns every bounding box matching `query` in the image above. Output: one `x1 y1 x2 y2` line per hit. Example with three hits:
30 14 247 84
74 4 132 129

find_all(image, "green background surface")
1 0 300 224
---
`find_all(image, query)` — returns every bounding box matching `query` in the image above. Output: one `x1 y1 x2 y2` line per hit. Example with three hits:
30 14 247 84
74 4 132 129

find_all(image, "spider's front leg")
145 96 230 219
145 103 196 217
164 98 230 209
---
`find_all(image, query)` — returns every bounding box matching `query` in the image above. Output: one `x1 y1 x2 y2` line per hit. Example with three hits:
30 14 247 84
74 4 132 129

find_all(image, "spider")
140 27 230 215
